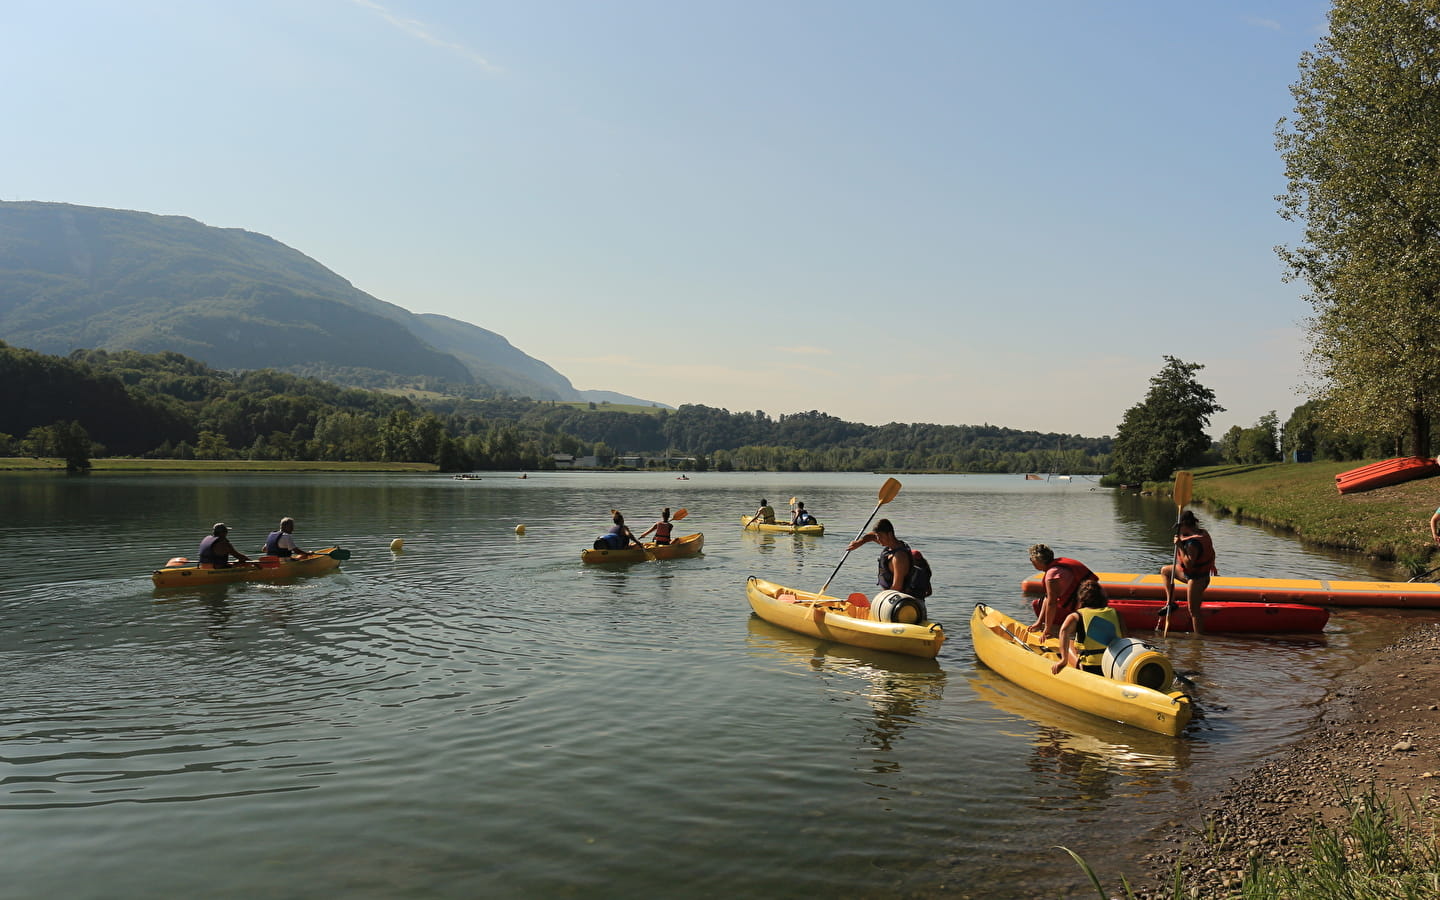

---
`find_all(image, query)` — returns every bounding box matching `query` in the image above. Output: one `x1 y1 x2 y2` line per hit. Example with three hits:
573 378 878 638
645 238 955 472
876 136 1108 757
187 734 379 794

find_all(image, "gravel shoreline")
1130 622 1440 898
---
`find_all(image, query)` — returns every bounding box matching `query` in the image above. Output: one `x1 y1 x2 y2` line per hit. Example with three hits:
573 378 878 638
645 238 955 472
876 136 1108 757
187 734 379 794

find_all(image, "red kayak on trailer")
1106 597 1329 634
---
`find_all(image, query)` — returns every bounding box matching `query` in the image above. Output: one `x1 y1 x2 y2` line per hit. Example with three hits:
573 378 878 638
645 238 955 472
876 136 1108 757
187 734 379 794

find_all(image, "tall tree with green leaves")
1277 0 1440 457
1110 357 1224 483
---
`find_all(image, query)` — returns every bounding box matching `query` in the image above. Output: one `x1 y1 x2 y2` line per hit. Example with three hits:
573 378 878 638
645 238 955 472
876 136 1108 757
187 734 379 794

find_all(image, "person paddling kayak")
198 523 251 569
263 517 308 558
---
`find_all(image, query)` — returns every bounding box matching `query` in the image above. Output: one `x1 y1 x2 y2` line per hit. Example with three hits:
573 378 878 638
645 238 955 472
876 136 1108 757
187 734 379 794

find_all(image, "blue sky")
1 1 1332 437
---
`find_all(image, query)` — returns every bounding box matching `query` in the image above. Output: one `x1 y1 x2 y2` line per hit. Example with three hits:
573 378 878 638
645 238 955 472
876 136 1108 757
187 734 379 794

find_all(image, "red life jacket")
1179 532 1218 577
1032 557 1098 619
654 521 673 544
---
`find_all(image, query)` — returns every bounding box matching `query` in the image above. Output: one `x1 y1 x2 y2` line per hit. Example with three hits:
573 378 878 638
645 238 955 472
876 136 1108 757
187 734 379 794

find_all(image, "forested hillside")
1 343 1113 473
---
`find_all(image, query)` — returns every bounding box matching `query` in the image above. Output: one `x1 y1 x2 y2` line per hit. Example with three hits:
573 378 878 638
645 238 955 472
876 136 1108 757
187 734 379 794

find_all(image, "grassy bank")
1181 460 1440 573
0 458 439 473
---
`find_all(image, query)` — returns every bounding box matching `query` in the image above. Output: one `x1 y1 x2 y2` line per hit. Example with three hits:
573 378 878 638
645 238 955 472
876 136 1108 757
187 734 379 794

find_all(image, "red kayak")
1108 597 1329 634
1335 456 1440 494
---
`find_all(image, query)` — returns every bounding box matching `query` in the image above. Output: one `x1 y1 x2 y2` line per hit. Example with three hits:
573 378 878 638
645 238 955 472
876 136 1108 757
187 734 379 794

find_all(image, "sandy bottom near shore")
1131 623 1440 897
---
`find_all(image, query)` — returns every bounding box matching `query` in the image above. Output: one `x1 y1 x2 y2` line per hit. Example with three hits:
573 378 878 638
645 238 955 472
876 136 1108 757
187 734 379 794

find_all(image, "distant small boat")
1025 474 1043 480
452 473 483 480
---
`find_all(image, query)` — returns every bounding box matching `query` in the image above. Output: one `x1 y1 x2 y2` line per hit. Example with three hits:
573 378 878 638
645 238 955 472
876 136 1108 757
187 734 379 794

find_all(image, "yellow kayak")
581 532 705 564
739 516 825 535
745 577 945 659
969 603 1191 737
152 547 347 588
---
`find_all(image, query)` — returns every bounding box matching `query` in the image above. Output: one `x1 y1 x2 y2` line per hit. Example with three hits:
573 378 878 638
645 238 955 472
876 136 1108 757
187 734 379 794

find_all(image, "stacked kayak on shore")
152 547 349 588
745 577 945 659
581 532 705 564
970 604 1191 737
1021 571 1440 609
740 516 825 535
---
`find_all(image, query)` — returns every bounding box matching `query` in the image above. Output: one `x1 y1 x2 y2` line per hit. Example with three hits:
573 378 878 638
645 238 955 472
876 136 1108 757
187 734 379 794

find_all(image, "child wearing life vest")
1051 580 1123 676
639 508 674 545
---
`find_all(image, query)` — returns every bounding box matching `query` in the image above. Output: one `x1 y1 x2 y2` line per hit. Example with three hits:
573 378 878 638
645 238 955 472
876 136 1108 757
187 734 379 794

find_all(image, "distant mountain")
0 201 666 407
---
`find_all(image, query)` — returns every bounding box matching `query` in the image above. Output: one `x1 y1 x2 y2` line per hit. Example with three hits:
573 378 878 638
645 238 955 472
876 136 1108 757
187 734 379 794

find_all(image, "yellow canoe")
152 547 346 588
581 532 705 564
969 603 1191 737
745 577 945 659
740 515 825 535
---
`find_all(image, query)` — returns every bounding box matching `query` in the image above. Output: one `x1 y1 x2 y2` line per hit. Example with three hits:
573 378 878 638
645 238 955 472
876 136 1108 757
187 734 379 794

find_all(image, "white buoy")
390 538 405 551
515 524 526 535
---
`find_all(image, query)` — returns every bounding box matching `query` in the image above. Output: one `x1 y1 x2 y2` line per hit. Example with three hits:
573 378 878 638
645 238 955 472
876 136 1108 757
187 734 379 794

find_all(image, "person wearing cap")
197 523 251 569
263 517 308 558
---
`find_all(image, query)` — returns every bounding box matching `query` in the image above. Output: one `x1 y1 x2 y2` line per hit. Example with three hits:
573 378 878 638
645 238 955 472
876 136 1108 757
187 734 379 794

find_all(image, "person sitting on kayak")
753 499 776 525
1028 543 1098 640
594 511 643 550
1051 580 1122 675
198 523 251 569
791 501 817 527
639 508 674 545
1160 510 1217 634
263 517 308 558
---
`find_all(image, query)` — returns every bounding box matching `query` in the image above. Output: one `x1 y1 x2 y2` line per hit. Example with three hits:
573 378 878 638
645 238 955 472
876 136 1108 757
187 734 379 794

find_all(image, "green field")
1187 460 1440 572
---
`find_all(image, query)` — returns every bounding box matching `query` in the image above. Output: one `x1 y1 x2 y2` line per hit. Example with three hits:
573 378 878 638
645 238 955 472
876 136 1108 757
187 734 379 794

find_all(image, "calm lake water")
0 471 1429 898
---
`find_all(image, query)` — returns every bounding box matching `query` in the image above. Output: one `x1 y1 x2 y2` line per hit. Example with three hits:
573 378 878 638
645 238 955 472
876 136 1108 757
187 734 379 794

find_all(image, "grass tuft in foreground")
1062 786 1440 899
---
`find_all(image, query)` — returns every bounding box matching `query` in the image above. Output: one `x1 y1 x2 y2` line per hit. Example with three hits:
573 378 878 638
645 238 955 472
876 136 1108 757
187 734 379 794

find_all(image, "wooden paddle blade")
878 477 902 504
1172 471 1194 513
672 508 688 521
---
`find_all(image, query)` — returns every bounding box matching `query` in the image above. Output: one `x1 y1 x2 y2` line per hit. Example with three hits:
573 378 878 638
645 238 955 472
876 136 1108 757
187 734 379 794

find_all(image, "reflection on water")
0 471 1427 899
746 615 946 773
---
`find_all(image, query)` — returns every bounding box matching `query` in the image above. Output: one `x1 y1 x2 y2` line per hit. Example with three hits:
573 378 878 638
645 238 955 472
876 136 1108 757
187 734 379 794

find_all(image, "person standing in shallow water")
1160 509 1217 634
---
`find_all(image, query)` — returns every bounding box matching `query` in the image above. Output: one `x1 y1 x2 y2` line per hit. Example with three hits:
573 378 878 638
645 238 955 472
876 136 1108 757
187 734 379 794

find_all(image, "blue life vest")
264 530 292 557
198 534 228 567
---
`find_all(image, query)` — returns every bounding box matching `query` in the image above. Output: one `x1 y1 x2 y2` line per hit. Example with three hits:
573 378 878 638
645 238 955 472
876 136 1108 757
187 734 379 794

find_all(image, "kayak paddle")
818 477 902 595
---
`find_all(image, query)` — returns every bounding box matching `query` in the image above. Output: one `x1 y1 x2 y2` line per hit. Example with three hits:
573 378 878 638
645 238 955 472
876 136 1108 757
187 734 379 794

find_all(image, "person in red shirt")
1027 543 1098 640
